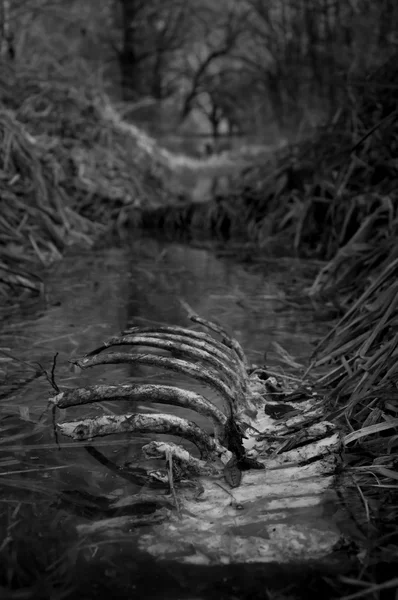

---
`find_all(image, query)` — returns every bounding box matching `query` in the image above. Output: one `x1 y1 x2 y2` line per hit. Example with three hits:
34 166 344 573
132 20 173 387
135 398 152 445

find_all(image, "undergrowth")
0 59 176 304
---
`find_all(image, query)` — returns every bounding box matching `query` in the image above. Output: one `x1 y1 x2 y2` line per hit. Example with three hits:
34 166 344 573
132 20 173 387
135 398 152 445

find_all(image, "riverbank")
0 63 180 305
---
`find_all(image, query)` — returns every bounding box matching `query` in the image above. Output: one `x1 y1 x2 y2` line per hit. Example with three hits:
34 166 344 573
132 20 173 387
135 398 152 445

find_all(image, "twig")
50 352 60 392
35 353 60 393
166 449 181 519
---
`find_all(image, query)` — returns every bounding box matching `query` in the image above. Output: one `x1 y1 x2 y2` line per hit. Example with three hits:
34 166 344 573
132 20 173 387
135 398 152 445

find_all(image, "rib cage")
50 313 343 565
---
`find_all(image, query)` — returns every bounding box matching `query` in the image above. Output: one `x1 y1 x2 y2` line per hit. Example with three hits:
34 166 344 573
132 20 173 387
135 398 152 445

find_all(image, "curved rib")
74 352 238 406
51 383 227 436
122 325 244 367
143 441 225 475
58 413 224 458
188 315 248 368
84 335 246 395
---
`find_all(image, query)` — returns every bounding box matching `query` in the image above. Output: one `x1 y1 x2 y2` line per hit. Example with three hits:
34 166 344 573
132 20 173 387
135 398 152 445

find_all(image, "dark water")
0 237 337 597
0 237 324 492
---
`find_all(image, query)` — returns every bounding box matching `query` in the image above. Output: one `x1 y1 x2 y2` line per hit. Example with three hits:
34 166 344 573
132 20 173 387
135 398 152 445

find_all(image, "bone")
143 441 226 475
122 325 245 369
57 412 228 458
76 509 171 535
188 314 248 369
74 352 238 407
84 334 246 396
51 383 227 436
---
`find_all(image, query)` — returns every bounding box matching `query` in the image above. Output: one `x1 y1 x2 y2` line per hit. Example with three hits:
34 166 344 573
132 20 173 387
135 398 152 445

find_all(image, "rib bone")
122 325 244 369
84 335 246 396
57 412 231 460
51 383 227 436
142 441 223 477
74 352 238 407
187 314 248 368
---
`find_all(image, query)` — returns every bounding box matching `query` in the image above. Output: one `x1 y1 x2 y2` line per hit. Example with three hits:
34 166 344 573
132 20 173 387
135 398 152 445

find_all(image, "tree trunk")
0 0 14 60
118 0 142 100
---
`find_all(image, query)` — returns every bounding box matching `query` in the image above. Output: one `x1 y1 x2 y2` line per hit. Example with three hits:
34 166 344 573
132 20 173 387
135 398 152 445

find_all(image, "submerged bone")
109 493 174 509
143 441 224 476
84 335 246 396
75 352 238 406
77 509 171 535
136 431 342 565
57 412 229 459
187 314 248 368
122 325 244 370
88 330 245 373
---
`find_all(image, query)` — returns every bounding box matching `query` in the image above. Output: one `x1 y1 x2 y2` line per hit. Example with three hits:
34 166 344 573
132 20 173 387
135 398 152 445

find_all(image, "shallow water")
0 237 334 565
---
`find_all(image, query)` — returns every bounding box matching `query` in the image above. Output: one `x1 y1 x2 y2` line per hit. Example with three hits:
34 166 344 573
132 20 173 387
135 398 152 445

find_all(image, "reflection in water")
0 237 327 531
126 238 322 365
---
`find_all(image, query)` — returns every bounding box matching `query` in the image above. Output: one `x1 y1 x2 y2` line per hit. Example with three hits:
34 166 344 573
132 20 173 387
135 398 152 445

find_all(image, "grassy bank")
0 62 177 305
250 54 398 597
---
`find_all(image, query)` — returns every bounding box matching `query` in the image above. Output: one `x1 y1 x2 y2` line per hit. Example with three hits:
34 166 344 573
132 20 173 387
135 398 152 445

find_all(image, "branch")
180 8 247 119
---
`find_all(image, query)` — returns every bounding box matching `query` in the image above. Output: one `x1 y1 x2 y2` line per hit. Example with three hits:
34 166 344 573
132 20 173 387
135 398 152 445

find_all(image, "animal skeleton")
51 312 342 564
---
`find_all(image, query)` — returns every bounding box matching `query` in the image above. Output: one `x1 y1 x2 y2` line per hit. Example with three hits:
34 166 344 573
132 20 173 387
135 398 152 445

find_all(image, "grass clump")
230 52 398 260
303 256 398 598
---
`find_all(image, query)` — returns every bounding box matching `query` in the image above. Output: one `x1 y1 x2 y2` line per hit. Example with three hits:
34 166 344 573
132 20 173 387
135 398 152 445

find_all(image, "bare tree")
192 67 247 140
179 4 249 121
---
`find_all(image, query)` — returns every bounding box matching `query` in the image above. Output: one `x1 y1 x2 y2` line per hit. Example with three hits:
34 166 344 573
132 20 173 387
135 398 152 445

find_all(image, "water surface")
0 237 327 541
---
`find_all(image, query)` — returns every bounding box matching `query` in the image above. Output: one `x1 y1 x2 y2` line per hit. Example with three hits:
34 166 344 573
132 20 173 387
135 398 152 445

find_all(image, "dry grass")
143 52 398 269
304 251 398 598
0 60 176 303
237 52 398 598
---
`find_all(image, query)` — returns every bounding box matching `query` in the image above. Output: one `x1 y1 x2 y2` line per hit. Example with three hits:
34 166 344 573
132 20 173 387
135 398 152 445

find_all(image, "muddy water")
0 237 326 533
